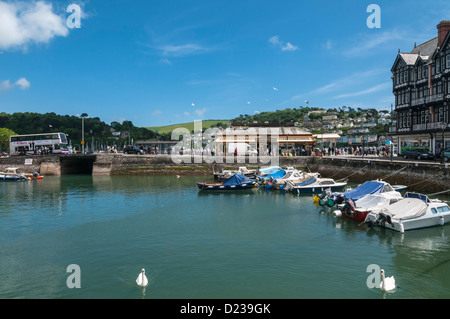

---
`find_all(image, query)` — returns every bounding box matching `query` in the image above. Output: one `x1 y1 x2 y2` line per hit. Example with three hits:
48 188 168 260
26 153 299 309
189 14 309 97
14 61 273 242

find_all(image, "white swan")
380 269 396 292
136 268 148 287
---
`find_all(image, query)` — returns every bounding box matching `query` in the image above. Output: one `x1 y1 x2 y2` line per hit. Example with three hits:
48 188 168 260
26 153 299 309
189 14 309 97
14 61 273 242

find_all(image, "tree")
0 128 17 153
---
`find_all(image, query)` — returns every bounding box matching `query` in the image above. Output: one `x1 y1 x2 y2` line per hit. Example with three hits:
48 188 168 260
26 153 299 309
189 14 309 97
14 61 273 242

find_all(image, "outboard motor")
334 194 345 205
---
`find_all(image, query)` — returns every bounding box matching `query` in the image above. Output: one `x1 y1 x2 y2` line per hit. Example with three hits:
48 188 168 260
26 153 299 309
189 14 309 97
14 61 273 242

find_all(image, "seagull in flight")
273 87 278 91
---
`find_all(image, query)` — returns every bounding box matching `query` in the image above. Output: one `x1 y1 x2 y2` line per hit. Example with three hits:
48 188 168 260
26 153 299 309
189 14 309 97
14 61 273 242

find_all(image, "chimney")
437 20 450 48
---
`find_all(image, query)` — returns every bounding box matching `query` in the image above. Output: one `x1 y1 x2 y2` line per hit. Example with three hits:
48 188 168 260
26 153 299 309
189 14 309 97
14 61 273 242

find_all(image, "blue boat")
197 174 257 191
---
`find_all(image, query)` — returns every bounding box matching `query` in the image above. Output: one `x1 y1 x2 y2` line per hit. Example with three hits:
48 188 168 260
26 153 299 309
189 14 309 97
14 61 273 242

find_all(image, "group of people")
315 145 391 157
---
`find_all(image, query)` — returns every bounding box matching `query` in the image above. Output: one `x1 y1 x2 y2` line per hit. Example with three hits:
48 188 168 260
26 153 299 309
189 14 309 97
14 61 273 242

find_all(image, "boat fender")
399 223 405 233
440 216 445 226
332 210 342 217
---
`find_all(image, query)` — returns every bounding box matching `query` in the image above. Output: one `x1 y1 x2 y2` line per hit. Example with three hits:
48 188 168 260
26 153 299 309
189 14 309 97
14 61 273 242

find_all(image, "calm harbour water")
1 175 450 299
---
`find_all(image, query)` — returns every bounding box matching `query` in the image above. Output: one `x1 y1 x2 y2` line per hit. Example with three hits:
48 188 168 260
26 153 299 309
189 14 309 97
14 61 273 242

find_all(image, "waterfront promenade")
1 152 448 193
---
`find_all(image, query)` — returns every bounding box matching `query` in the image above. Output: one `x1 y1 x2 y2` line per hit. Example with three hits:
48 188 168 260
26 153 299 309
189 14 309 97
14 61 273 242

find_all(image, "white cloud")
0 1 69 50
342 30 405 57
194 108 207 117
323 39 332 50
15 77 30 90
0 80 14 92
0 77 31 92
268 35 298 52
333 83 390 99
158 43 209 57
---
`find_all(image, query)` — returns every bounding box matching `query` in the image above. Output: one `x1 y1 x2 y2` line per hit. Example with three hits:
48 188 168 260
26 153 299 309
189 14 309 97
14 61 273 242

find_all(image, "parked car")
123 145 144 155
403 148 434 160
439 147 450 162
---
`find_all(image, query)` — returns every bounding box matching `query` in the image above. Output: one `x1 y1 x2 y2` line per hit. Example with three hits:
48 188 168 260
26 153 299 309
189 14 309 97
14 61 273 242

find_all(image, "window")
438 82 442 94
437 59 441 73
423 65 428 78
447 54 450 68
404 70 408 82
396 72 400 84
431 63 435 76
438 206 450 213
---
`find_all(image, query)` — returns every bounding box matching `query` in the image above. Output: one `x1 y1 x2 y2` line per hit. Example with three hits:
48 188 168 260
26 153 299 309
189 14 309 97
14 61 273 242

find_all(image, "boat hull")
197 182 257 191
370 214 450 232
293 184 347 194
0 174 28 181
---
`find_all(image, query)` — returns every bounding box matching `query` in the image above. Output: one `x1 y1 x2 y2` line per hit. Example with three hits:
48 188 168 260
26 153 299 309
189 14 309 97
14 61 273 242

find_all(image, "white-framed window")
423 65 428 78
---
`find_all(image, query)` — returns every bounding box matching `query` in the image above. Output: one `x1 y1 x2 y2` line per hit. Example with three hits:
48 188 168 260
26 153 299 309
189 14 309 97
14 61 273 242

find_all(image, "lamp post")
441 121 447 164
78 113 89 154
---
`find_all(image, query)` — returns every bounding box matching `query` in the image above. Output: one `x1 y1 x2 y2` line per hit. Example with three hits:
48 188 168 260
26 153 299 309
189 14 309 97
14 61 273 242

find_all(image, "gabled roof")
411 37 438 56
391 53 418 71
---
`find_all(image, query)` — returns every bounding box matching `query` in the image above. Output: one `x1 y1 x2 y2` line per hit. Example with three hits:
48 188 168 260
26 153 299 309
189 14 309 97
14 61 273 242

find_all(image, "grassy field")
146 120 229 134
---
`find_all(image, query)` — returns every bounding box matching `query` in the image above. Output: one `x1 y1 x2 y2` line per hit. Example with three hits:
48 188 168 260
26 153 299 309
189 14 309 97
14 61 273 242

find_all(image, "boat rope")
426 189 450 197
406 173 445 188
379 166 407 180
336 164 368 182
328 163 349 179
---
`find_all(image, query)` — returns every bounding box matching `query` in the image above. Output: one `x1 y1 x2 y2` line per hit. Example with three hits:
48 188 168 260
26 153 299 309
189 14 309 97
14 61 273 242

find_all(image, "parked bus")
9 133 69 156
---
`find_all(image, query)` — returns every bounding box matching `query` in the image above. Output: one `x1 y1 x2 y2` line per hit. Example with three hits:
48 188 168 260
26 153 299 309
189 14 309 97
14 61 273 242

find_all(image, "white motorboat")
214 166 257 181
364 192 450 233
271 167 319 190
0 167 29 181
286 177 347 194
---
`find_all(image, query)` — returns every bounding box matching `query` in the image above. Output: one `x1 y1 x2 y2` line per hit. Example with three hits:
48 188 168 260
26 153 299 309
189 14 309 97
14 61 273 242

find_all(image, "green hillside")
146 120 229 134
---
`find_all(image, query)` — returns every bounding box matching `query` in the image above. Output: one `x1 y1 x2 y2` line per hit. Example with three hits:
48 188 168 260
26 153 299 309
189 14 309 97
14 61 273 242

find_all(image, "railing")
411 121 447 131
410 93 444 106
412 123 427 131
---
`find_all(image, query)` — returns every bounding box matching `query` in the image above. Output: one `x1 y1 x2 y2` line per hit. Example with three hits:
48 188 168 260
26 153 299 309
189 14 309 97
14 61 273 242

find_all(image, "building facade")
392 20 450 155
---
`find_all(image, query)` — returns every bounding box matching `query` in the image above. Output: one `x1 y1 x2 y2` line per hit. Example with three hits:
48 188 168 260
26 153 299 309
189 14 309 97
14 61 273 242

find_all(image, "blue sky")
1 0 450 127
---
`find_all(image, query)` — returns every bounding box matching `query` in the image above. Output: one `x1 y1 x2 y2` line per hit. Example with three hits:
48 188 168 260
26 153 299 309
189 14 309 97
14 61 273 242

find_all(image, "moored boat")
0 167 29 181
286 177 347 194
364 192 450 232
331 192 403 222
326 180 406 207
270 167 320 190
198 174 257 191
214 166 257 181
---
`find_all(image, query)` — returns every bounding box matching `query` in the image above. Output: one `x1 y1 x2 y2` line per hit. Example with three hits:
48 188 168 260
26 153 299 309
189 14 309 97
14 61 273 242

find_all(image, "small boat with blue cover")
197 174 257 191
324 180 406 207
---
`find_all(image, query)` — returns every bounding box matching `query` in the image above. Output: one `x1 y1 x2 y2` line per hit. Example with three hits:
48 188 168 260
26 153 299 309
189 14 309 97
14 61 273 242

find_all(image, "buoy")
332 210 342 217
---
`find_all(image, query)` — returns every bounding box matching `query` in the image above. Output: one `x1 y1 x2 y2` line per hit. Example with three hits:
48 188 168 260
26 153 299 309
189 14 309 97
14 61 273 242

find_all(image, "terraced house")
392 20 450 155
